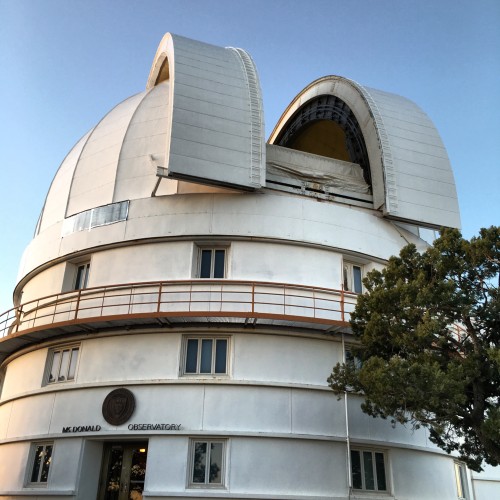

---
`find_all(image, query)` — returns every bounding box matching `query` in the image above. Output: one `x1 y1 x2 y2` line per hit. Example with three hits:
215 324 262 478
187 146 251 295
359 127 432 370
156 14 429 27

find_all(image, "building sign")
128 423 181 431
61 423 182 433
62 425 102 433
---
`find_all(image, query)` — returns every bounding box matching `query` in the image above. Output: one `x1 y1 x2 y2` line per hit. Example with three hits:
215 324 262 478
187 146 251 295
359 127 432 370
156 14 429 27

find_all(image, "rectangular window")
45 345 80 385
184 338 228 375
351 449 387 492
455 462 469 499
74 262 90 290
189 440 225 487
343 262 363 293
27 442 53 486
199 248 226 278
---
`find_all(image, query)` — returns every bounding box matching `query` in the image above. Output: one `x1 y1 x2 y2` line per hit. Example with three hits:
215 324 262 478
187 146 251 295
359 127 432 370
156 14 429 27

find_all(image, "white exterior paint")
0 32 497 500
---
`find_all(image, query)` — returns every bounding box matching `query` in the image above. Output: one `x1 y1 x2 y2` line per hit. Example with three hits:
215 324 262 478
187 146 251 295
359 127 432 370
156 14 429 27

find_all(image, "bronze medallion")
102 388 135 425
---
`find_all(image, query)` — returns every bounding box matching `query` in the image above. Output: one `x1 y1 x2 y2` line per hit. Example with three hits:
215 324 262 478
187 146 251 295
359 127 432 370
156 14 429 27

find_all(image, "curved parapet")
269 76 460 229
147 33 265 190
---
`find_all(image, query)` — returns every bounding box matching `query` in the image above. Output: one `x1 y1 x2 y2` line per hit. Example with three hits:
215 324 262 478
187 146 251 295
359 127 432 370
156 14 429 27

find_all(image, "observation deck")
0 280 356 363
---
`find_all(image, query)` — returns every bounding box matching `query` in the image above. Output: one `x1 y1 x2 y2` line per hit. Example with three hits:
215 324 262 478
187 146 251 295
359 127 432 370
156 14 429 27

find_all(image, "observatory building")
0 33 498 499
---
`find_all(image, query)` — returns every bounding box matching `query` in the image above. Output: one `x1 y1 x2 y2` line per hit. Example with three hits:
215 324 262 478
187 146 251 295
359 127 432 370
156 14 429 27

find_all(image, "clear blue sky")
1 0 499 313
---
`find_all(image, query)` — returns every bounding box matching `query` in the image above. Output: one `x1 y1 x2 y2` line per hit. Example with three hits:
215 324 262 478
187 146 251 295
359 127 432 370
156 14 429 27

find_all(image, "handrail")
0 280 360 339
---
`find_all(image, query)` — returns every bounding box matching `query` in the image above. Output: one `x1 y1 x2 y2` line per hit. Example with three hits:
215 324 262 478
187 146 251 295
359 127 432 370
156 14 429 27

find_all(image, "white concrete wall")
17 191 427 290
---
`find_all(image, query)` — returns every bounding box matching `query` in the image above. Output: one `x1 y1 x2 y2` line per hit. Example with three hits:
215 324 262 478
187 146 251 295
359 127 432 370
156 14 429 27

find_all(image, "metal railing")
0 280 358 339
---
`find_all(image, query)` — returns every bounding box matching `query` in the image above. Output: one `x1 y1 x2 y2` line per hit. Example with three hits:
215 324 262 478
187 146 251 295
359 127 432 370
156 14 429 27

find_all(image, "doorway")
98 442 148 500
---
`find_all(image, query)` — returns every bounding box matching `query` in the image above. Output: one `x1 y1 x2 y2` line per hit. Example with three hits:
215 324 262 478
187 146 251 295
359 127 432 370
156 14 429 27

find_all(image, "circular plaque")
102 388 135 425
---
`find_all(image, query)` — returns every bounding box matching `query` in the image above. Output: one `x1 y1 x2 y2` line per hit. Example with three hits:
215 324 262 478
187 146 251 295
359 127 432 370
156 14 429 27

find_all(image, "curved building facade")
0 33 498 500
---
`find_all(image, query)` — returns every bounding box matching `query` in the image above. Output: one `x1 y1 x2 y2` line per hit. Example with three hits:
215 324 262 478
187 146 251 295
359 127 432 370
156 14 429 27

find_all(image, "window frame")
74 261 91 290
43 344 80 386
343 261 363 293
25 441 54 487
350 447 389 493
454 462 470 500
181 337 230 377
187 438 227 488
197 246 227 279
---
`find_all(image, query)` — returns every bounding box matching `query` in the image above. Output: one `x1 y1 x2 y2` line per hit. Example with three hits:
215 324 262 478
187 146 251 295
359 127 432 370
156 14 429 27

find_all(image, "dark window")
28 443 53 485
351 449 387 491
74 263 90 290
343 263 363 293
199 249 226 278
184 338 228 375
190 440 224 486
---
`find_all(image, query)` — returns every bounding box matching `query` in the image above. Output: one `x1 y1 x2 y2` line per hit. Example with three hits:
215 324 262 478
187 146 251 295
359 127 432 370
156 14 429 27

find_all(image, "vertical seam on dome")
64 93 145 219
36 130 92 235
111 88 155 204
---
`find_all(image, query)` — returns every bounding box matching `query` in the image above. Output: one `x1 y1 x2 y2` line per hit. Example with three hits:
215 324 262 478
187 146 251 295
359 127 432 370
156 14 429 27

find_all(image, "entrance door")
98 442 148 500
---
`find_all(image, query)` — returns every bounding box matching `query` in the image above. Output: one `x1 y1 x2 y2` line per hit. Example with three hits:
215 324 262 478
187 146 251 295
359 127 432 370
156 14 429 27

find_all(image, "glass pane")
375 452 386 491
83 264 90 288
40 445 52 482
351 450 362 489
48 351 61 383
193 442 207 483
200 339 213 373
59 349 70 381
104 446 123 500
343 265 349 291
130 445 148 495
200 250 212 278
68 348 79 380
30 445 44 482
213 250 225 278
209 442 223 484
363 451 375 490
75 265 85 289
353 266 362 293
214 339 227 373
185 339 198 373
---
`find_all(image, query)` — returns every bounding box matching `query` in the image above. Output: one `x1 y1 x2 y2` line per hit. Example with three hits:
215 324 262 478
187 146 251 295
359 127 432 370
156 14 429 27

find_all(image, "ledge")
0 490 75 496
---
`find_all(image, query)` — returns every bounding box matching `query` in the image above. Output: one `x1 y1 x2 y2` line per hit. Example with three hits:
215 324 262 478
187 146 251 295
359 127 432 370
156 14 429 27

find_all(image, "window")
27 442 53 486
45 345 79 385
62 200 129 236
183 338 228 375
455 462 469 499
345 348 363 370
199 248 226 278
74 262 90 290
344 262 363 293
351 448 388 492
189 440 225 487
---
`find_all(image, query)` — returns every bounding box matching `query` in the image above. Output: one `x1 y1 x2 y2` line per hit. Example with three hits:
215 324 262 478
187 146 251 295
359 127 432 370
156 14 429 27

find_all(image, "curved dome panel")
147 33 265 190
66 92 146 216
269 77 460 229
38 131 92 233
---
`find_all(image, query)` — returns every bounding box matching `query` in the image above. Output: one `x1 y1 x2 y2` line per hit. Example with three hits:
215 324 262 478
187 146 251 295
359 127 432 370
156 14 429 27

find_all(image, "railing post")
251 282 255 314
15 305 23 333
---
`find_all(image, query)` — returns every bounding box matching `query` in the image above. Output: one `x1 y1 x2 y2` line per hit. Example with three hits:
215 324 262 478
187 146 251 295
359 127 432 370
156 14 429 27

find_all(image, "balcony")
0 280 357 362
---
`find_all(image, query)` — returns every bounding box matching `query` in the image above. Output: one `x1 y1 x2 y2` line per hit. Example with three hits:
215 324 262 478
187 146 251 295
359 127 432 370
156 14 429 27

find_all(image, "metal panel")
147 33 265 190
269 76 461 229
66 92 146 216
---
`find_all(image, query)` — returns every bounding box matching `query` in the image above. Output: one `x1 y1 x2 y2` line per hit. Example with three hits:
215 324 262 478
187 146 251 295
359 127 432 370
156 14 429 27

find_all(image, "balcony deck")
0 280 356 362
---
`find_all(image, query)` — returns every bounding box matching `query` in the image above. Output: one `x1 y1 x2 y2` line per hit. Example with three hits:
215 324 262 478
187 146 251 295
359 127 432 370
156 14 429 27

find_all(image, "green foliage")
328 227 500 471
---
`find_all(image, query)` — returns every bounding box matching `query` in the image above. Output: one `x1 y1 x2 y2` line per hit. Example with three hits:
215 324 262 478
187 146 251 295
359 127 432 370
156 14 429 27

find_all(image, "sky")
0 0 499 314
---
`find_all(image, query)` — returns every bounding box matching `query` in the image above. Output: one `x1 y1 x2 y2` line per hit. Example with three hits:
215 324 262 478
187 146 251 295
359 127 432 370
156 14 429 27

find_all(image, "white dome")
38 84 169 233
